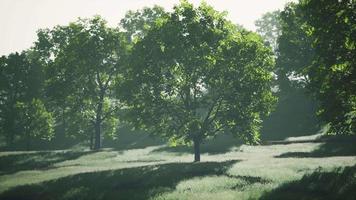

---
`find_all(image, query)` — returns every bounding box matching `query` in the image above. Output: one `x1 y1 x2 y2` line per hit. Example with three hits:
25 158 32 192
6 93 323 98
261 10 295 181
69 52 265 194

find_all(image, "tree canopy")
120 1 276 161
0 52 53 148
300 0 355 135
255 10 282 51
34 16 129 149
1 0 353 155
120 5 168 42
274 0 355 135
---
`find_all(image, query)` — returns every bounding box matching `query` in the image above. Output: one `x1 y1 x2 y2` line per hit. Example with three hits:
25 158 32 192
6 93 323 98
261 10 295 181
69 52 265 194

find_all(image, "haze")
0 0 294 56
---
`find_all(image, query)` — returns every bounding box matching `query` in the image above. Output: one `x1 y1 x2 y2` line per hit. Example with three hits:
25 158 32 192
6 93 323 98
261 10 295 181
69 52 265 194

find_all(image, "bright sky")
0 0 294 56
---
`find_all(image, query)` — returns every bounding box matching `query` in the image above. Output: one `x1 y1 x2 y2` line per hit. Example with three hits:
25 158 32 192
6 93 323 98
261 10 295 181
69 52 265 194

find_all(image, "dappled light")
0 160 240 200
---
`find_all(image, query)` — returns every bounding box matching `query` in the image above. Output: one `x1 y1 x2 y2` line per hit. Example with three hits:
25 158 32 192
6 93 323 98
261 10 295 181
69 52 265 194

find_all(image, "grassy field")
0 135 355 200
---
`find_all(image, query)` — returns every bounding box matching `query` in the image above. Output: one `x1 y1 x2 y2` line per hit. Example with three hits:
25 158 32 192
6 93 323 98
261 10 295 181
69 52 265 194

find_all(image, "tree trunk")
6 117 15 147
7 134 14 147
7 129 14 147
193 138 201 162
60 107 66 140
90 130 94 150
94 120 101 150
57 107 66 149
94 92 104 150
26 133 31 151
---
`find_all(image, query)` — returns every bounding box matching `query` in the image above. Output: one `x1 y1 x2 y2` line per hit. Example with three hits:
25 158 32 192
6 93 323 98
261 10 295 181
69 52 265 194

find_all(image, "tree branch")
207 98 223 125
96 70 103 91
202 96 220 127
103 66 117 90
211 124 226 135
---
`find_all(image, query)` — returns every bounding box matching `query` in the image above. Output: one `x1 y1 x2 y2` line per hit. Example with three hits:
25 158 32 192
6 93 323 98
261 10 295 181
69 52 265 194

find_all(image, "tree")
15 99 54 150
120 1 276 162
299 0 356 135
276 3 315 90
34 16 128 149
0 52 51 148
275 0 355 135
0 53 28 146
120 5 168 42
255 4 319 140
255 10 282 51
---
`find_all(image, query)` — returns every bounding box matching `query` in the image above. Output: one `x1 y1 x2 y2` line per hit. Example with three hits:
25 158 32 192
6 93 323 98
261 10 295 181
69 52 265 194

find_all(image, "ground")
0 134 355 200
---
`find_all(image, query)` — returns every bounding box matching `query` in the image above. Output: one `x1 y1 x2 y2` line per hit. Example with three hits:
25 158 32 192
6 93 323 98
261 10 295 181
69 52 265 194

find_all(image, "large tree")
255 4 319 140
35 16 129 149
120 1 276 161
276 3 315 90
274 0 355 135
299 0 356 135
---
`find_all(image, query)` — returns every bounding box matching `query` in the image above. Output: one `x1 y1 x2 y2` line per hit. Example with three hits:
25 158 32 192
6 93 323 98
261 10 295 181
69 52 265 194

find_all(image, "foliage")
120 5 168 42
255 5 319 140
299 0 356 135
255 10 282 51
34 16 129 149
120 1 276 161
0 52 51 147
15 99 54 142
273 0 355 136
276 2 315 90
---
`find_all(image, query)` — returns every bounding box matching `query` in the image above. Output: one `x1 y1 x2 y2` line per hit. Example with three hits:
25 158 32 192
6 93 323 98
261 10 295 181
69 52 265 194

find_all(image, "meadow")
0 134 355 200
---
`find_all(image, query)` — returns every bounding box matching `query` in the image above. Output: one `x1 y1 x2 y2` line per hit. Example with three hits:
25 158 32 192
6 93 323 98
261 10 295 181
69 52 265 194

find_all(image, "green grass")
0 135 355 200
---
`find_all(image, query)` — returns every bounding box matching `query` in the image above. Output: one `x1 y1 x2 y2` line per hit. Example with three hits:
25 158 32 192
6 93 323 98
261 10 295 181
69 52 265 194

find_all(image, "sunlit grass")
0 136 355 200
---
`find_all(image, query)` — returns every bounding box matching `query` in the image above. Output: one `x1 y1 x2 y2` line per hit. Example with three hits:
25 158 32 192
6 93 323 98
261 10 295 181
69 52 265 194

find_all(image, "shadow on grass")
260 165 356 200
276 140 356 158
0 160 247 200
0 151 93 176
153 133 243 155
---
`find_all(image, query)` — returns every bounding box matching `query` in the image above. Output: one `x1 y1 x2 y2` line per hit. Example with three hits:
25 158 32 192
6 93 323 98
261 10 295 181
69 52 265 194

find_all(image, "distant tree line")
0 0 354 161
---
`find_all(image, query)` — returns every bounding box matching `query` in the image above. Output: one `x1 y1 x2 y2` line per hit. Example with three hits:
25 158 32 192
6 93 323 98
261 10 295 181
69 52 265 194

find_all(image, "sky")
0 0 294 56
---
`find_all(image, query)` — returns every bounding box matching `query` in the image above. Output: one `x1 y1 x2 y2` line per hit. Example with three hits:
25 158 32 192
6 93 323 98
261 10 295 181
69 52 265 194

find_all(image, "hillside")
0 135 355 200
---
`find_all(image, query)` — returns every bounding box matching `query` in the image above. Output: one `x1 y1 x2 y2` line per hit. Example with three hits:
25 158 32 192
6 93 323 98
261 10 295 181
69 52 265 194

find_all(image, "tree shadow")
153 133 243 155
0 151 93 176
0 160 250 200
276 139 356 158
260 165 356 200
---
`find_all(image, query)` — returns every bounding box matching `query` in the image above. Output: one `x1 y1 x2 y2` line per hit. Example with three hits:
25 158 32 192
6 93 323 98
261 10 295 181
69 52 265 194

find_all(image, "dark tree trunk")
26 133 31 151
90 130 94 150
7 129 14 147
94 91 104 150
193 138 201 162
60 107 66 140
6 117 15 147
94 120 101 150
7 135 14 147
57 107 66 149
